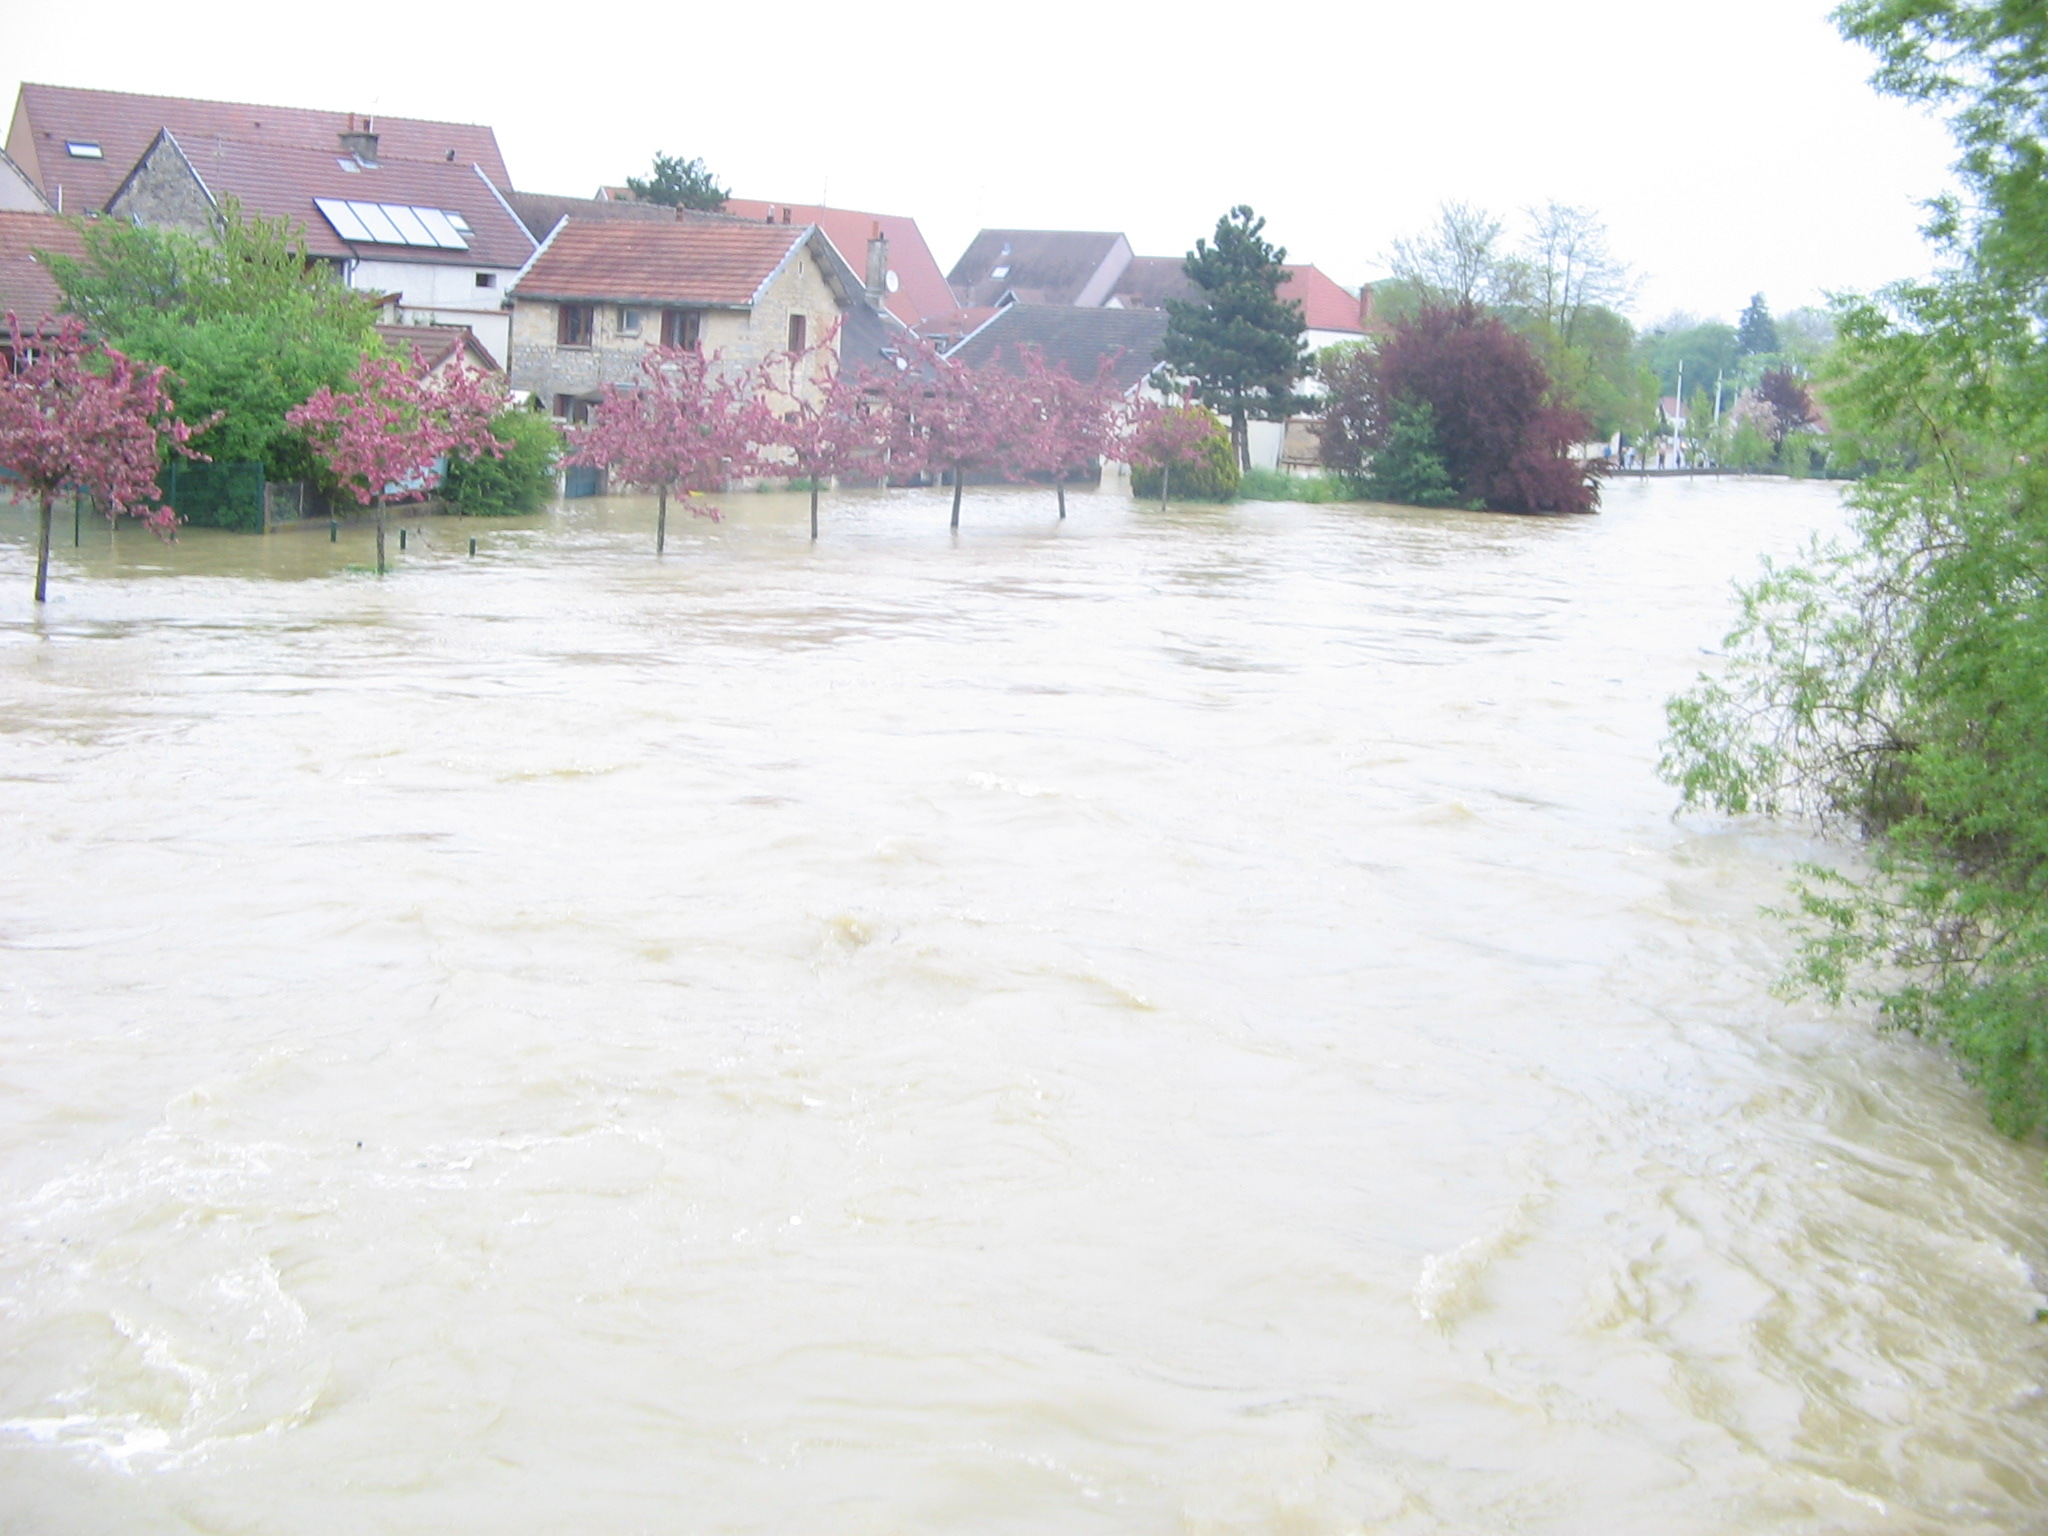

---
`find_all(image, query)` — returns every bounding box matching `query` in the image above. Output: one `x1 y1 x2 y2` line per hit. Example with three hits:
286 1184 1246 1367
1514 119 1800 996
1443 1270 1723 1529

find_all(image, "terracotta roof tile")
0 210 85 328
147 135 533 269
512 220 815 307
1279 264 1367 334
503 190 744 243
374 323 502 374
9 83 510 211
724 200 953 326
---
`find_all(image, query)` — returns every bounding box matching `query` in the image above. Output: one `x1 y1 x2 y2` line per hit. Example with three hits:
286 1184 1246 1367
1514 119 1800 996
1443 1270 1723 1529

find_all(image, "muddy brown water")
3 478 2046 1534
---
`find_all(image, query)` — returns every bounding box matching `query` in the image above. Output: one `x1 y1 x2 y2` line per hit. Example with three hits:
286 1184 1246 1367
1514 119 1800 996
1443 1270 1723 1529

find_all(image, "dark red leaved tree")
1377 306 1600 514
752 322 888 540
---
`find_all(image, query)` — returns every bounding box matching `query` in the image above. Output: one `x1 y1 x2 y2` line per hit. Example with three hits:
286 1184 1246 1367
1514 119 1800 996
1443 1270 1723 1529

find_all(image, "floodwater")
2 477 2046 1536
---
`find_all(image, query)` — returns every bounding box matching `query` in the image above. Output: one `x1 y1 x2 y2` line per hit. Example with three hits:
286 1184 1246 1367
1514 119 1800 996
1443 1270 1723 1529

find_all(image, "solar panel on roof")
380 205 433 245
348 202 405 244
314 198 374 242
413 209 468 250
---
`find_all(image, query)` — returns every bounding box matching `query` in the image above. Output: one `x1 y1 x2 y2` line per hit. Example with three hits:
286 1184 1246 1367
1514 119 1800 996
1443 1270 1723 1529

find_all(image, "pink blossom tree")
874 336 1026 531
565 347 754 552
1007 347 1128 520
0 314 205 604
286 350 506 574
751 323 888 540
1125 400 1219 510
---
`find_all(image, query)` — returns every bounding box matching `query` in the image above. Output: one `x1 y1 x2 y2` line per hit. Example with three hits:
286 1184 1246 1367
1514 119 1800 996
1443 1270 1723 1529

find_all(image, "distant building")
726 200 953 328
946 229 1134 308
0 209 86 358
942 304 1166 394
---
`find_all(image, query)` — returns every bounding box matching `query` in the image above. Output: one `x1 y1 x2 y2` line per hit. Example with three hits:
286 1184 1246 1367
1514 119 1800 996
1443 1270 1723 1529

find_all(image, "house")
946 229 1134 308
0 209 86 358
942 304 1166 394
506 217 864 419
7 84 511 213
104 128 534 364
374 322 503 377
724 200 953 327
0 149 52 213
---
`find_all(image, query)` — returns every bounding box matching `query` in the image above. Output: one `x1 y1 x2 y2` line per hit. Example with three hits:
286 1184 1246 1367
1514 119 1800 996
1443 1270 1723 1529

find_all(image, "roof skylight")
65 142 102 159
314 198 471 251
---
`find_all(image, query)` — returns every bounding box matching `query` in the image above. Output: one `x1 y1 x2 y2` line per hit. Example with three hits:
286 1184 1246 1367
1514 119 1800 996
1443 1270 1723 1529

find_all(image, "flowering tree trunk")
0 314 202 603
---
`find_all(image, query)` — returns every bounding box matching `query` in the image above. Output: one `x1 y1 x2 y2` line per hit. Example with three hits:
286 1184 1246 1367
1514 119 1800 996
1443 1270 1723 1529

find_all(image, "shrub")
1363 396 1462 507
1130 418 1240 500
443 406 560 516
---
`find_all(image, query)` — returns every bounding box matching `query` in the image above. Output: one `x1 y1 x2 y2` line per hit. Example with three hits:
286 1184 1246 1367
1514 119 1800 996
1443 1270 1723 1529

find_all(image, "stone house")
104 128 534 365
506 218 864 419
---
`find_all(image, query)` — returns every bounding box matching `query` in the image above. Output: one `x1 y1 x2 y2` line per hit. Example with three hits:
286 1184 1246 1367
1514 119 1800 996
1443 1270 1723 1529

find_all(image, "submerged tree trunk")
1160 462 1171 512
810 482 820 542
1056 475 1066 520
950 466 963 530
34 491 52 603
657 486 668 554
1232 408 1250 473
375 493 388 575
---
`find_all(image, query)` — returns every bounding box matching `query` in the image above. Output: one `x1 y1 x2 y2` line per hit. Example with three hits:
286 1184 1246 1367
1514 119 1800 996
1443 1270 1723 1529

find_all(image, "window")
475 272 496 289
558 304 594 347
787 314 807 353
552 394 593 424
619 306 641 334
661 309 700 349
65 141 102 159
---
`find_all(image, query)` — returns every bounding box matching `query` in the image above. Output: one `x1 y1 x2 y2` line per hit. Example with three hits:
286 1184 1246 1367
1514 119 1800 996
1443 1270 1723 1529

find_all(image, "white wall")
348 257 516 365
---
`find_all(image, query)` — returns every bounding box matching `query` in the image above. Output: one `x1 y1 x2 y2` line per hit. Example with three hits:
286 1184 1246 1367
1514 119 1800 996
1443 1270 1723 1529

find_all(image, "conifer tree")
1736 293 1779 355
1158 206 1307 472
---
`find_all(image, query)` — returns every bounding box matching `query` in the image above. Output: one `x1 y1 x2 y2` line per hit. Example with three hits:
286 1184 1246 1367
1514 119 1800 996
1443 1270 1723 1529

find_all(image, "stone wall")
105 137 217 240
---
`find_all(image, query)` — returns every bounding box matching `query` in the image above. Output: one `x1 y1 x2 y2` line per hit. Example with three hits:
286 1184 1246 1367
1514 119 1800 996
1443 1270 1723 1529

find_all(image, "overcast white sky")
9 0 1959 325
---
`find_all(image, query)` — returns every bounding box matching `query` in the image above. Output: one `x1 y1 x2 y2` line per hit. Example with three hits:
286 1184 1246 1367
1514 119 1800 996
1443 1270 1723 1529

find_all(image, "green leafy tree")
45 204 378 482
1737 292 1780 355
443 406 561 516
1365 397 1462 506
625 152 729 212
1158 205 1308 471
1663 0 2048 1135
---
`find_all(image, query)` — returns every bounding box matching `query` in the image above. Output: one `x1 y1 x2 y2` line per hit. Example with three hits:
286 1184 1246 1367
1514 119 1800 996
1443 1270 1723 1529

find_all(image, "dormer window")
990 265 1010 280
65 141 102 159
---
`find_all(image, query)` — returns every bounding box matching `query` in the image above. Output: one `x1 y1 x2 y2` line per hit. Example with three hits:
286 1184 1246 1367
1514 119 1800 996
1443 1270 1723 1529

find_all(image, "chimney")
781 206 792 224
865 221 890 312
340 115 379 165
1358 284 1376 330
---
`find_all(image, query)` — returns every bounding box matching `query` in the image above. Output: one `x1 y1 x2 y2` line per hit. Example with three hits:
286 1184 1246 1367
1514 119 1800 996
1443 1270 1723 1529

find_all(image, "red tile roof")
513 219 819 307
0 210 85 328
1280 264 1368 334
132 134 534 269
8 83 511 212
374 323 502 375
723 200 953 326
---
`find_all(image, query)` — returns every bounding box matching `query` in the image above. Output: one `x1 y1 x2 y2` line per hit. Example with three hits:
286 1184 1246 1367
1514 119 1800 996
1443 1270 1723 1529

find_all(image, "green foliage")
1661 0 2048 1134
1158 206 1308 469
165 459 265 531
1738 293 1780 355
1639 320 1741 398
1129 418 1241 500
624 152 728 212
1521 304 1659 439
442 407 560 516
1364 396 1463 507
1237 467 1358 502
44 206 377 483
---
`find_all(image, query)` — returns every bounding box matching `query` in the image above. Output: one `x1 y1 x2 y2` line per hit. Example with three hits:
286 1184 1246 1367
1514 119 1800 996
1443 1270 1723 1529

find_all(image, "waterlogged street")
2 477 2046 1534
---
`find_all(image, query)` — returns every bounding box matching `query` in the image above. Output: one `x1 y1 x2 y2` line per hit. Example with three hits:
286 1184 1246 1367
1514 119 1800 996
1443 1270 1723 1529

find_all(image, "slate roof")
944 304 1167 392
123 133 534 269
1110 255 1199 309
513 219 831 308
725 199 954 327
946 229 1130 308
0 210 85 328
502 190 742 244
8 83 511 210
